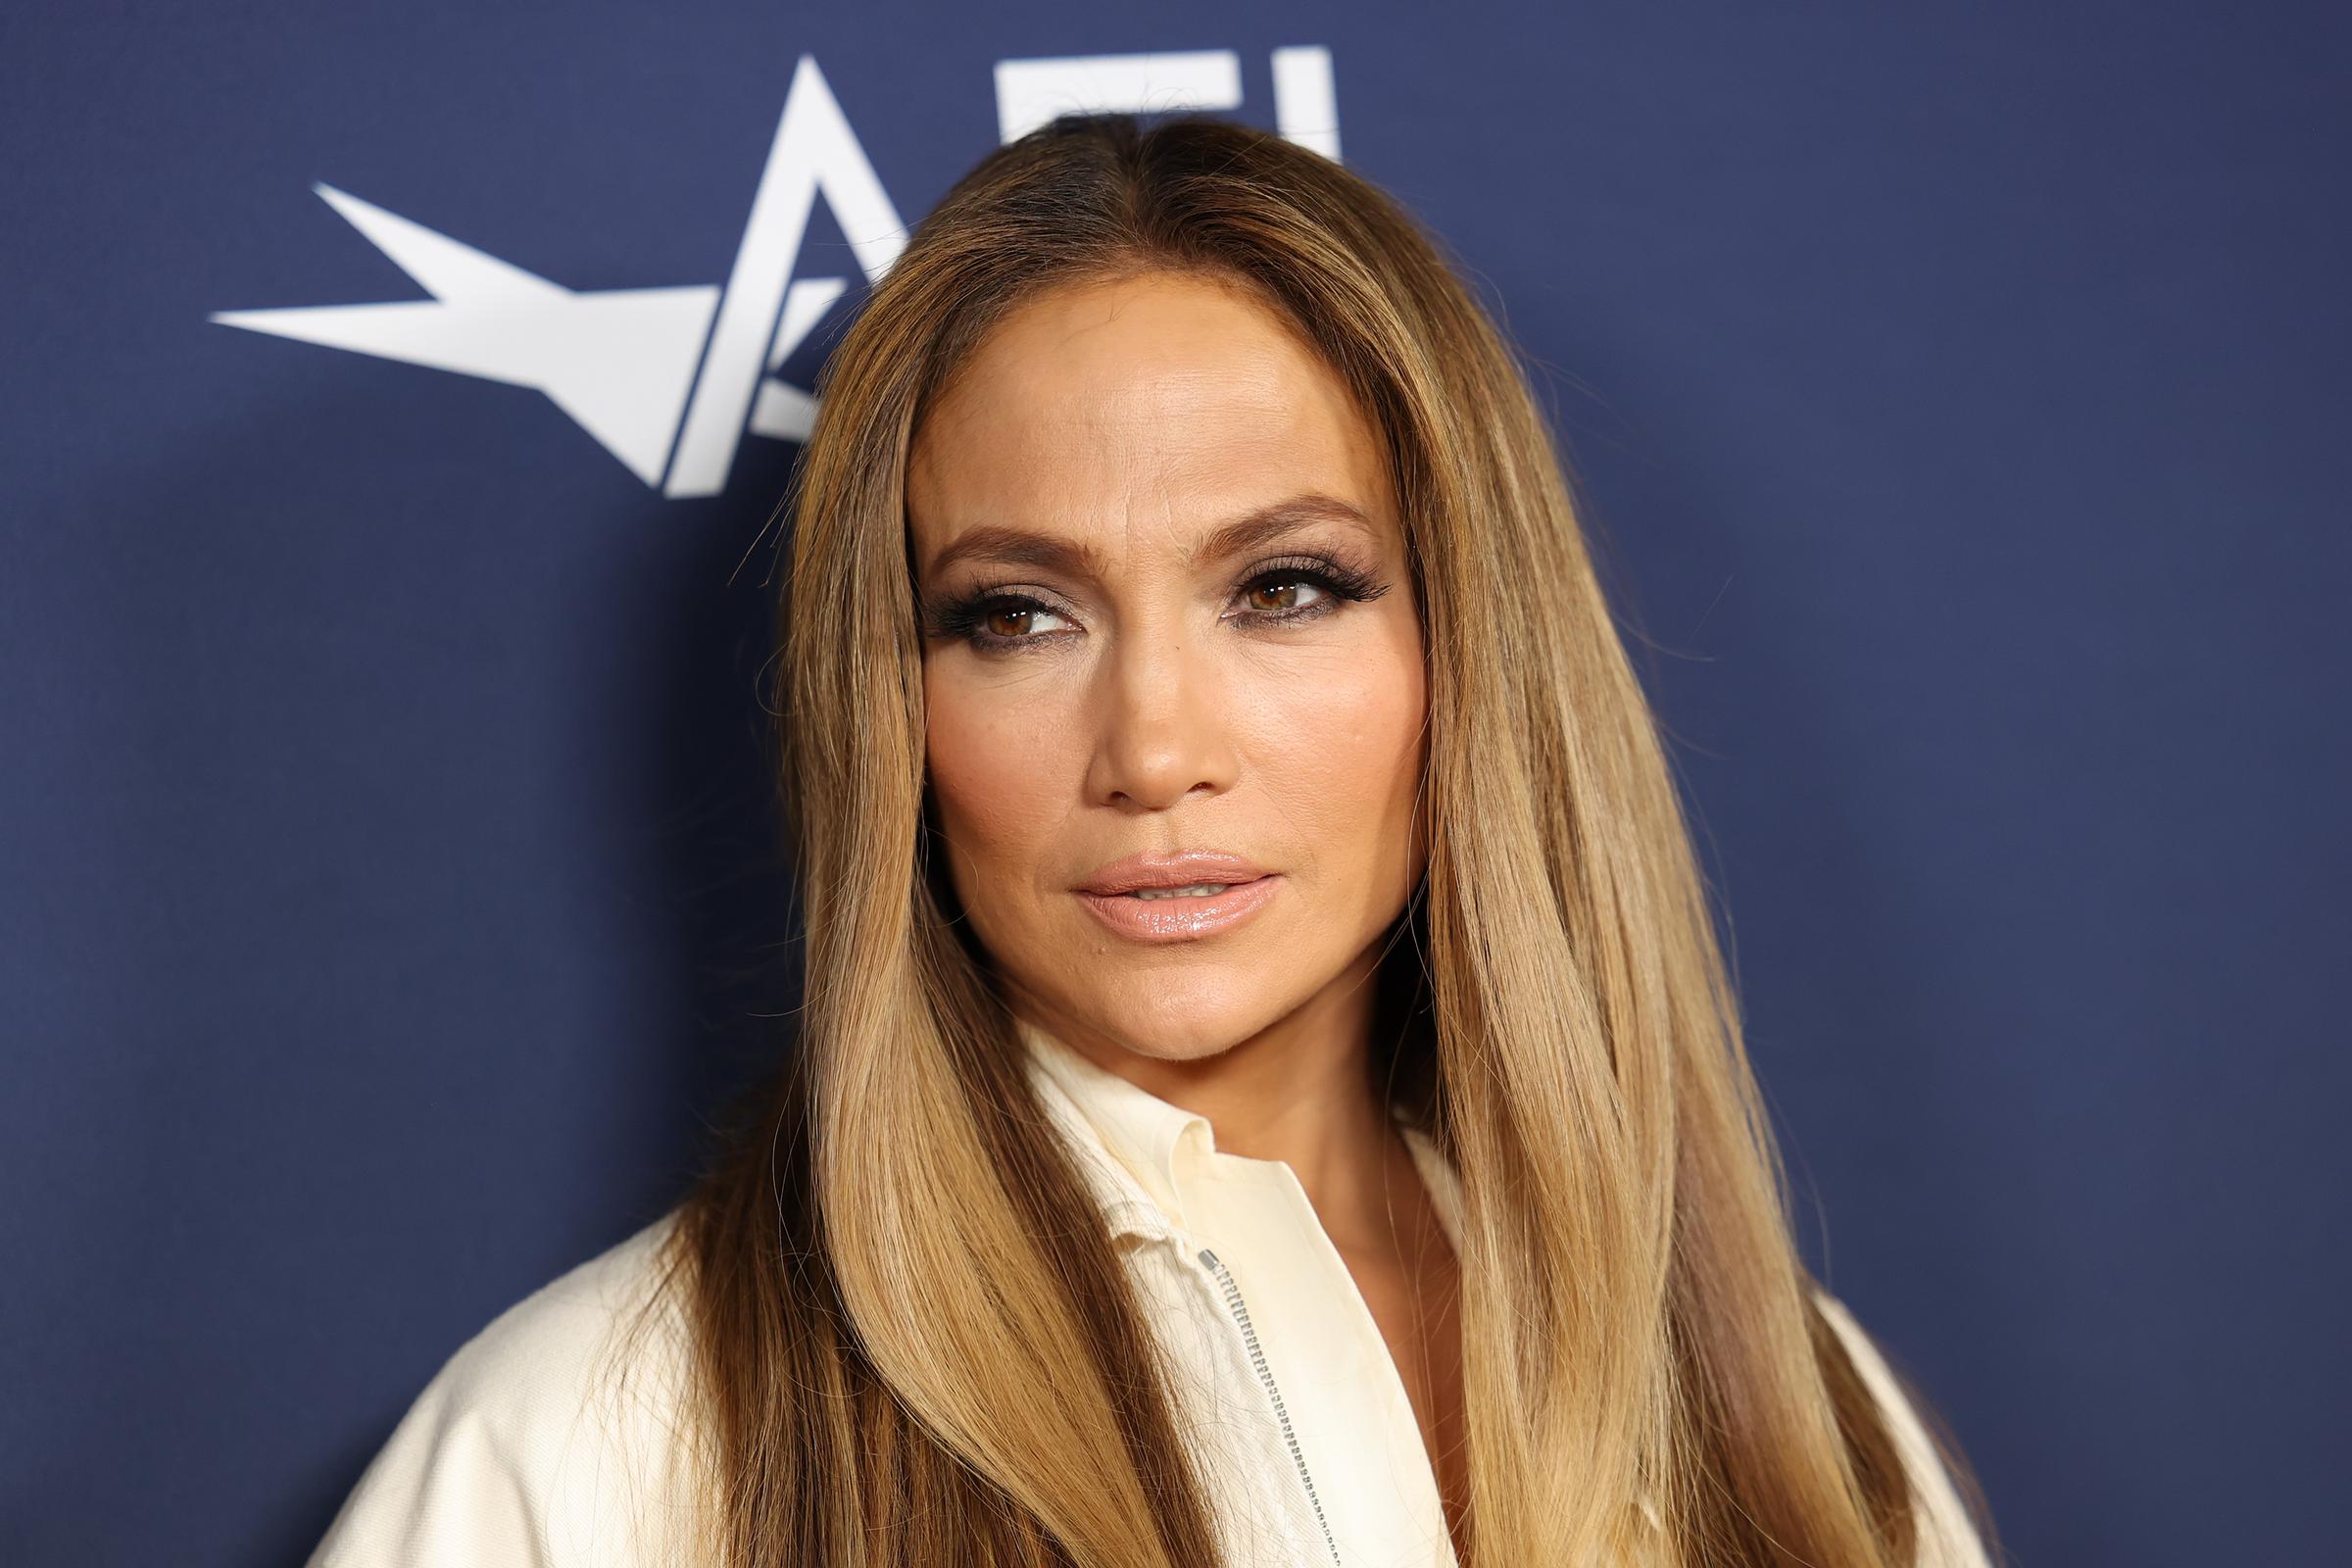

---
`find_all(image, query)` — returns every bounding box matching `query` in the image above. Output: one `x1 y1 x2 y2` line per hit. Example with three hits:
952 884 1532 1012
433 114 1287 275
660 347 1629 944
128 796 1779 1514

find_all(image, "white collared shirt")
1014 1015 1990 1568
1015 1015 1470 1567
304 1023 1993 1568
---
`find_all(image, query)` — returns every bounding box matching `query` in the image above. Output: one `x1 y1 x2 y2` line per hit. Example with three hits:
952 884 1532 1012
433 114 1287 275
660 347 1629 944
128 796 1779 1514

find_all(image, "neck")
1012 945 1404 1249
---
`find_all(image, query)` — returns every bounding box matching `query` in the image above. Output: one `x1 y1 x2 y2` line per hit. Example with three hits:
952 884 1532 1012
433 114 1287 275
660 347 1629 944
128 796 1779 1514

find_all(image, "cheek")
923 664 1068 886
1241 618 1427 866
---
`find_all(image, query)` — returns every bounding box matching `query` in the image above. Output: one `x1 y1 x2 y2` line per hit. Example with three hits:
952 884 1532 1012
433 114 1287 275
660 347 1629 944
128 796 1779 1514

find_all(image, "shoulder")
1809 1287 1996 1568
305 1209 705 1568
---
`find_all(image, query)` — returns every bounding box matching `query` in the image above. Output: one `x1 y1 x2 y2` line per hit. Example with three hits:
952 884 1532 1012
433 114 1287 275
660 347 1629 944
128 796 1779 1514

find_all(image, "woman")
306 113 2003 1567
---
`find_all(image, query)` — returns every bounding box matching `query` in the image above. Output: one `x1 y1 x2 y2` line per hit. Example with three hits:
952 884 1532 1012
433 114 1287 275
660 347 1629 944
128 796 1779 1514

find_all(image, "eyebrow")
916 492 1381 582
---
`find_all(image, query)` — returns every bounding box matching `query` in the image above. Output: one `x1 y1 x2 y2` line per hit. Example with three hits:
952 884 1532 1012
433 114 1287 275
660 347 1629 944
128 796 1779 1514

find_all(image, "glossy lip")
1076 849 1272 895
1074 873 1283 944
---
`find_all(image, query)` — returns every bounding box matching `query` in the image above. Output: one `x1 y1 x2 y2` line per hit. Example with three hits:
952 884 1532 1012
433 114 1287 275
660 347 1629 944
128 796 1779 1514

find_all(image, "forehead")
906 270 1391 565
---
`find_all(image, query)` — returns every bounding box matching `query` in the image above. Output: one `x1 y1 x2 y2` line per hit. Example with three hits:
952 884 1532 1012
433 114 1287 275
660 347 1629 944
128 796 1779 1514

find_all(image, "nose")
1085 625 1239 811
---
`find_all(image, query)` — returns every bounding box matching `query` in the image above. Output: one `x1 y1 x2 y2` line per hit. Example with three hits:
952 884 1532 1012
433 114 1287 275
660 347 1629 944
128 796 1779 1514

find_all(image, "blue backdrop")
5 4 2345 1564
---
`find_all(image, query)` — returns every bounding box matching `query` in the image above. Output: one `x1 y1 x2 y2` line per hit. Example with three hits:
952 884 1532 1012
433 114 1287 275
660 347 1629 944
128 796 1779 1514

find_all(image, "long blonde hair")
628 111 2001 1567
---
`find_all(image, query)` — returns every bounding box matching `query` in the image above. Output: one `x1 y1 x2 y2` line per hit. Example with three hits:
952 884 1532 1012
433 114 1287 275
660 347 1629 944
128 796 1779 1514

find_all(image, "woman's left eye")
1234 572 1330 617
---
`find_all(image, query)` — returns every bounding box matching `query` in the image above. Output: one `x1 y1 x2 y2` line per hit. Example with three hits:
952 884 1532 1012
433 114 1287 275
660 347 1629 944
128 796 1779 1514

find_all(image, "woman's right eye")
962 596 1075 651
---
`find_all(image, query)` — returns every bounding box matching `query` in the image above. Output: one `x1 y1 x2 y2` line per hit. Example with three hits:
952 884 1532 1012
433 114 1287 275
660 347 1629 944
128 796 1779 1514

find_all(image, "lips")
1077 850 1271 896
1073 873 1283 944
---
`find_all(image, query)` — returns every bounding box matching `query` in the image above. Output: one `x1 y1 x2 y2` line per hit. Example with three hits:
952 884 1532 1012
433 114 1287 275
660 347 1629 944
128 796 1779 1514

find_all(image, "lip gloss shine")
1074 874 1283 943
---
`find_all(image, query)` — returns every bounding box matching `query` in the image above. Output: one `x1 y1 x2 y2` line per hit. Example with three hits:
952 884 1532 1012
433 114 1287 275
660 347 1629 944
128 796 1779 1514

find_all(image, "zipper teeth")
1198 1248 1344 1568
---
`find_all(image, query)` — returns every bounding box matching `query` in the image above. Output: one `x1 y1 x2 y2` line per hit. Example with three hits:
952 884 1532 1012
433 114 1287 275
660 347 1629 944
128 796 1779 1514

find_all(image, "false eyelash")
920 553 1392 653
1249 554 1392 612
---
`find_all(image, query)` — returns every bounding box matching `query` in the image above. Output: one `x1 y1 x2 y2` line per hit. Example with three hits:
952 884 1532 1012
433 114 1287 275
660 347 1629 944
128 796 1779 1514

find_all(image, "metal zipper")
1197 1247 1345 1568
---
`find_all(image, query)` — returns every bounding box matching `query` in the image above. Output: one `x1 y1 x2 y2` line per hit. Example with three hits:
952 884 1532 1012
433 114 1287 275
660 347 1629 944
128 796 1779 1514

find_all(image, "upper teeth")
1127 883 1231 900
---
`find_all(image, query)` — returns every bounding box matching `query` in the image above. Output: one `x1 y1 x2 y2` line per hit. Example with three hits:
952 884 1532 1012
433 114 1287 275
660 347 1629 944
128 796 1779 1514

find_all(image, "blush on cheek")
1231 642 1426 890
924 675 1071 906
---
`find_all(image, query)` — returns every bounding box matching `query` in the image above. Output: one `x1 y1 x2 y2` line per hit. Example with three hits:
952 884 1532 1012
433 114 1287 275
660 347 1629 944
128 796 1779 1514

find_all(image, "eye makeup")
918 550 1392 657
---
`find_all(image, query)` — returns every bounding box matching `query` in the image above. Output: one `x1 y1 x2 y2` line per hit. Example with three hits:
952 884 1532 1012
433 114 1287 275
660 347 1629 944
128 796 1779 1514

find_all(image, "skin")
906 269 1467 1551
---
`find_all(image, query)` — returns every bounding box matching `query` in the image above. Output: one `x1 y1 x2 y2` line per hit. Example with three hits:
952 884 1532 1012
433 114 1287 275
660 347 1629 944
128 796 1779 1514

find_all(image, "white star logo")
212 47 1341 498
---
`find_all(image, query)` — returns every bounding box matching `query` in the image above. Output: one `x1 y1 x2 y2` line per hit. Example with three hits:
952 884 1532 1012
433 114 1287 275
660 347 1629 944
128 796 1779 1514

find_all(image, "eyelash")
923 554 1391 655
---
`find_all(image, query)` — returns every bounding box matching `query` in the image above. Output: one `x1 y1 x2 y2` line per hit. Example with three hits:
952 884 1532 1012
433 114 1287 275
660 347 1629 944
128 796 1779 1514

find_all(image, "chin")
1056 974 1292 1060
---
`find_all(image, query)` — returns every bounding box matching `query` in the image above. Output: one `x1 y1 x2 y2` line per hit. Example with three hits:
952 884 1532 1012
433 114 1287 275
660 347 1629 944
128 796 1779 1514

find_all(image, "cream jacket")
305 1019 1992 1567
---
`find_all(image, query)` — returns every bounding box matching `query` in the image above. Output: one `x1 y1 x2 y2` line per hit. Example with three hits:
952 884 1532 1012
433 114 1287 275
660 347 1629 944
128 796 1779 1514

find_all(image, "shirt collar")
1015 1013 1463 1250
1017 1013 1205 1240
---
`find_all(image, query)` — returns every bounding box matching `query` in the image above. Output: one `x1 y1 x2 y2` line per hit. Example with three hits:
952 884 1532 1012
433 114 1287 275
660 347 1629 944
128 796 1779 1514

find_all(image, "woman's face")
906 270 1427 1065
